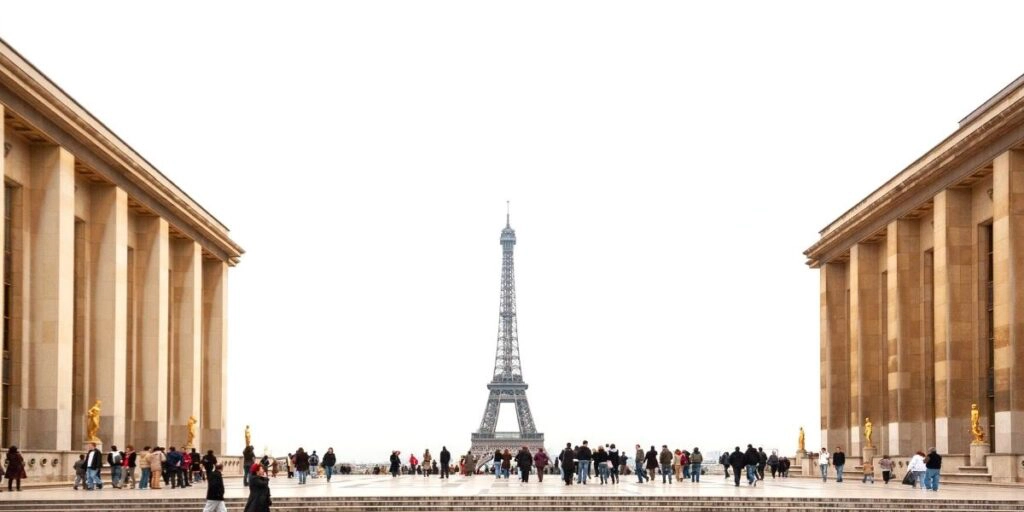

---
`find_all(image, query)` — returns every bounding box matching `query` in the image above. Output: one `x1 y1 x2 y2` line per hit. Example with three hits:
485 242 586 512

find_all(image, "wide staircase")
0 495 1021 512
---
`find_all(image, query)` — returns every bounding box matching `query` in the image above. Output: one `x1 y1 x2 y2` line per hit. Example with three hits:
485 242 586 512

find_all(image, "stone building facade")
805 73 1024 482
0 36 242 474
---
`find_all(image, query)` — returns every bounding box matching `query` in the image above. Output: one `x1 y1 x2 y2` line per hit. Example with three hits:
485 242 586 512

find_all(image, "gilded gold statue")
864 417 873 448
971 403 985 444
186 415 198 449
245 424 252 448
86 400 102 442
798 427 805 453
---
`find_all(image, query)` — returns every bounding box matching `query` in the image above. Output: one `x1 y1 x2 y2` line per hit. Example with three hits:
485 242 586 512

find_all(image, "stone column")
933 188 974 455
201 259 227 455
821 261 849 449
886 218 924 457
25 145 75 450
133 216 169 446
0 105 6 448
850 242 883 455
992 149 1024 454
88 186 128 447
169 239 202 450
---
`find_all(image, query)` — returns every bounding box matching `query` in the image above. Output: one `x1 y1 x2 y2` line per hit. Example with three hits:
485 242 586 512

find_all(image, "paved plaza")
0 474 1021 502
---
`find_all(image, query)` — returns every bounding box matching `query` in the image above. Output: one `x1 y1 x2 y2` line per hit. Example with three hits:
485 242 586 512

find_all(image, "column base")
969 442 990 467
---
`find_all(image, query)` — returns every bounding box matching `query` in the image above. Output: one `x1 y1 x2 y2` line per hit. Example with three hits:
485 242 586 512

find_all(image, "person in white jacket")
818 448 830 482
907 451 927 490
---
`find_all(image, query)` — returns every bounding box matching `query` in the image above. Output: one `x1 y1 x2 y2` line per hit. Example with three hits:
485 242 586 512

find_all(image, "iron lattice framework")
469 210 544 468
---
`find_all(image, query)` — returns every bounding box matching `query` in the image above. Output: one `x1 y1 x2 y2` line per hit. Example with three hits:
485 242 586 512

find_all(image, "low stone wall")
15 450 245 483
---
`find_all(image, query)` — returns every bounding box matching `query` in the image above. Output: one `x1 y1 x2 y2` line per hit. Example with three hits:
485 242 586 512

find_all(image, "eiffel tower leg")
514 391 537 434
478 390 500 433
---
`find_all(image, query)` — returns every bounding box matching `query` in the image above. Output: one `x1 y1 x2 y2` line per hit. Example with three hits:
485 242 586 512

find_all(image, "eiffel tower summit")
470 206 544 467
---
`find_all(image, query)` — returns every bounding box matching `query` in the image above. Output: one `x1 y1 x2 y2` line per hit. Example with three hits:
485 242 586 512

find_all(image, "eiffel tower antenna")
469 209 544 468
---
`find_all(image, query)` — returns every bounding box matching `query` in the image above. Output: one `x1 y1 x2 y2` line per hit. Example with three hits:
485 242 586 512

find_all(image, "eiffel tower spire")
469 209 544 467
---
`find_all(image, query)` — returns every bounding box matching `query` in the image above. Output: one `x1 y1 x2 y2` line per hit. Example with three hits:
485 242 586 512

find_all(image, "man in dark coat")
720 451 731 478
756 447 768 480
85 443 104 490
515 447 533 482
242 445 256 486
833 446 846 483
322 448 337 482
644 446 658 482
204 463 226 512
744 444 759 486
439 447 451 479
559 443 575 486
727 447 744 487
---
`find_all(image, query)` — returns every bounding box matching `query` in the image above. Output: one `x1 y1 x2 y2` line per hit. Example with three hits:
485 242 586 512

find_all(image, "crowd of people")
817 446 944 491
71 442 219 491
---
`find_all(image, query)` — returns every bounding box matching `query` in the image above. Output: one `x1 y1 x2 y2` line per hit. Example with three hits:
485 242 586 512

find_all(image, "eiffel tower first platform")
469 208 544 468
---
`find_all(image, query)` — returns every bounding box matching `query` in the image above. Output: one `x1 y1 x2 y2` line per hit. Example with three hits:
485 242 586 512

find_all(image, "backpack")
109 452 122 465
310 454 319 466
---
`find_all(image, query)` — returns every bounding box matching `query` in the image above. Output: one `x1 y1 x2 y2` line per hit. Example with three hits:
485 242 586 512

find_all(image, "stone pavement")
0 473 1021 501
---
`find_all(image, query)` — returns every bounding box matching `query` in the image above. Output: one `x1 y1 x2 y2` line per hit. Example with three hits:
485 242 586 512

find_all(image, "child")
861 459 875 484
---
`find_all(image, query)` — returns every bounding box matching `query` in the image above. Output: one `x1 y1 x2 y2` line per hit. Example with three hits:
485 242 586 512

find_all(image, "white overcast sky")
2 1 1023 462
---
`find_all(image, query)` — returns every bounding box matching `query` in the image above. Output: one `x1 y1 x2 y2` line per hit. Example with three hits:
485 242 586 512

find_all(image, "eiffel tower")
469 206 544 469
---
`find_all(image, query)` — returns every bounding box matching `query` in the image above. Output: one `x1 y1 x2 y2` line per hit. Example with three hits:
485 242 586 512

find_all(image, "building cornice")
0 38 243 264
804 78 1024 268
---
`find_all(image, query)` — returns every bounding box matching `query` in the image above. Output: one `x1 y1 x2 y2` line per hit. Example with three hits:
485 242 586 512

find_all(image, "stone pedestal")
861 446 876 465
795 449 806 462
969 442 990 467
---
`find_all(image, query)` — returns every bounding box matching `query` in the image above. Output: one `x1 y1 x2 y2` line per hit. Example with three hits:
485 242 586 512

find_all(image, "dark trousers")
732 466 742 486
722 464 730 477
757 464 765 479
537 467 544 482
7 477 20 491
440 463 450 478
172 468 185 488
562 466 573 485
520 468 529 482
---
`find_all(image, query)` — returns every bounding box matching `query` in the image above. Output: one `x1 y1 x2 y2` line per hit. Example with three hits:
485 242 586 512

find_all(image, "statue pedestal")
969 442 990 467
861 446 875 464
795 450 806 463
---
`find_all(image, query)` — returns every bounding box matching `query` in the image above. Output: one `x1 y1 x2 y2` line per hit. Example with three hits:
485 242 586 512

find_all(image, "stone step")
956 465 989 474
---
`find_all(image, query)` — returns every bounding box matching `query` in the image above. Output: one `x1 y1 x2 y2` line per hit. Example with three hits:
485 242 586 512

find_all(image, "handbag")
901 471 914 486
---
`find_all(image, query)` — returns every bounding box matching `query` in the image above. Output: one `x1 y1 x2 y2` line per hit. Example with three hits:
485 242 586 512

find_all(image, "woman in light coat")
907 451 927 490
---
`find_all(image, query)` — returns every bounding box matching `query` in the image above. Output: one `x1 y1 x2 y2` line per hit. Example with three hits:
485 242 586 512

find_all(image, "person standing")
242 444 256 486
720 450 730 479
533 447 549 483
408 453 419 476
439 446 451 479
202 450 218 481
743 444 759 486
878 455 893 484
169 447 187 489
634 444 648 483
85 442 104 490
658 445 673 484
421 449 432 477
559 443 575 486
575 441 592 484
515 446 532 482
832 446 846 483
389 451 401 477
644 446 658 482
73 454 87 490
294 448 310 484
499 449 511 479
322 448 337 482
818 447 830 482
727 447 744 487
107 445 123 489
462 450 475 476
908 451 927 490
147 447 165 489
768 450 779 478
607 444 619 484
689 447 703 482
122 445 137 489
672 449 681 482
5 446 25 491
924 447 942 491
680 450 690 481
203 464 227 512
243 463 272 512
137 446 152 490
593 446 608 484
190 448 203 482
861 458 874 483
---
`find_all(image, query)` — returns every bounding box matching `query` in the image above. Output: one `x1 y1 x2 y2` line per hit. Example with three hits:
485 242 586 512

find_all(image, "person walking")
728 447 744 487
408 453 419 476
593 446 609 484
421 449 431 477
680 450 690 481
689 448 703 482
634 445 648 483
768 450 779 478
107 445 123 489
73 454 87 490
121 445 137 489
463 450 475 476
861 458 874 483
672 449 682 482
644 446 658 482
658 445 673 484
756 447 767 480
322 448 337 482
439 446 451 479
832 446 846 483
575 441 592 484
908 451 927 490
137 446 152 490
743 444 759 487
533 447 549 483
559 443 575 486
294 448 310 484
242 444 256 486
924 447 942 491
202 450 218 481
243 463 272 512
878 455 893 484
147 447 165 489
85 442 104 490
5 446 25 491
499 449 511 479
389 451 401 477
203 464 227 512
818 447 830 482
720 450 730 478
309 451 320 479
607 444 620 484
515 446 533 482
